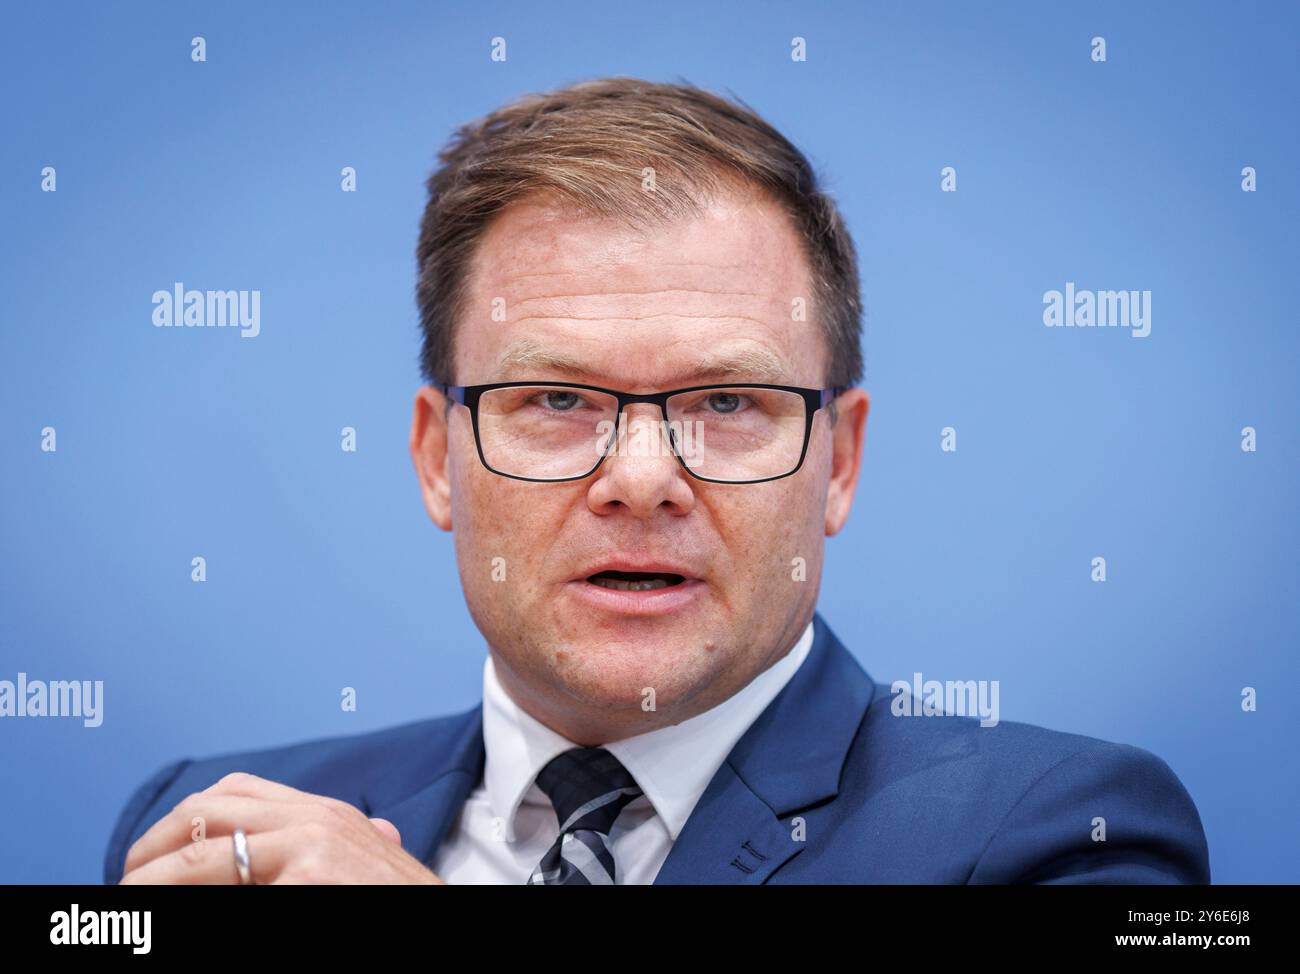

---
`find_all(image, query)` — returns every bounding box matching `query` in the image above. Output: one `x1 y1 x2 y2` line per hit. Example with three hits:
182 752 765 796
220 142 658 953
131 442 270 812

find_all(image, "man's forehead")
468 191 806 294
456 192 821 385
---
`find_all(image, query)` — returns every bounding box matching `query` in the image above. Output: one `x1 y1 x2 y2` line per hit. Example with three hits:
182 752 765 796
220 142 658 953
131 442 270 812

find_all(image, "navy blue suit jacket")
104 612 1210 884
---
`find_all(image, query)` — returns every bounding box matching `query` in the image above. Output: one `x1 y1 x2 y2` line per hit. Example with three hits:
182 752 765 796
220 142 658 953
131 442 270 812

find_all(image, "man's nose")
586 403 694 515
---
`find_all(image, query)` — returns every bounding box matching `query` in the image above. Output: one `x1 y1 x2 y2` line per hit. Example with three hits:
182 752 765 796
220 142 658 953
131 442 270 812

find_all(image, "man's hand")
119 772 447 884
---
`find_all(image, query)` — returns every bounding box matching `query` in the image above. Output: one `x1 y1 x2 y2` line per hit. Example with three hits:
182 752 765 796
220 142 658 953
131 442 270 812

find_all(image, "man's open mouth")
585 570 687 592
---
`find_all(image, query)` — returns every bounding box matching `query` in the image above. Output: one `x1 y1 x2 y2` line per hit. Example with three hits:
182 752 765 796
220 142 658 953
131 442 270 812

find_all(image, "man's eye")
705 392 745 414
537 391 582 411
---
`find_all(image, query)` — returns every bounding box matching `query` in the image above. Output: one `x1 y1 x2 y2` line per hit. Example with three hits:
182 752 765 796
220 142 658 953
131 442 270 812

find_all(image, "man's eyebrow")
487 340 793 385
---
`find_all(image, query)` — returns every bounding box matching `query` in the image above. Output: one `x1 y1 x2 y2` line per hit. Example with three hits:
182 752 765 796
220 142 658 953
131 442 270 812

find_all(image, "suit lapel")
653 612 876 884
361 705 485 868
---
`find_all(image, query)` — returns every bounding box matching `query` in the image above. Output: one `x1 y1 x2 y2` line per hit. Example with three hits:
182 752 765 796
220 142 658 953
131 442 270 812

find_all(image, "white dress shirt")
431 618 815 884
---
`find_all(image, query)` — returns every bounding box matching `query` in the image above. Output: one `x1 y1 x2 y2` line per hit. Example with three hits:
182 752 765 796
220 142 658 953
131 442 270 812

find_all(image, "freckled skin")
410 187 869 746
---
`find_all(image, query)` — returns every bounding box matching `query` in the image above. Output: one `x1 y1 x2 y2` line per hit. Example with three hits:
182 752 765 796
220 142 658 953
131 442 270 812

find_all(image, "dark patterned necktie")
526 746 643 885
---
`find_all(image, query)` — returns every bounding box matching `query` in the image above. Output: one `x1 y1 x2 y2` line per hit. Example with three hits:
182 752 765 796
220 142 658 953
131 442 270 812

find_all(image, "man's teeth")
591 577 672 591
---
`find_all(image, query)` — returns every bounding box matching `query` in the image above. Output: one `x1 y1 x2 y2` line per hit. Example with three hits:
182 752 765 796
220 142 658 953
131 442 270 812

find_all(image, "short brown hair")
415 76 863 389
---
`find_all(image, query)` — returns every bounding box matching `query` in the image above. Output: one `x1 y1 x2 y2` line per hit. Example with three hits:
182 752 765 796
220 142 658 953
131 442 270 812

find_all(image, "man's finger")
201 771 339 805
120 829 295 886
368 817 402 845
124 795 325 876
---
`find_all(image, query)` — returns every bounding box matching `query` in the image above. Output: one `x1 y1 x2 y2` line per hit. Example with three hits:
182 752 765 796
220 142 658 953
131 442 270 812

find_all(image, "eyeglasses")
436 380 846 484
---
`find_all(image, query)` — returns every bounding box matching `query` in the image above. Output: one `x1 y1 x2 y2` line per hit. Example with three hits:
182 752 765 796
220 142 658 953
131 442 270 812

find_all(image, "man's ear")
825 388 869 537
410 385 454 532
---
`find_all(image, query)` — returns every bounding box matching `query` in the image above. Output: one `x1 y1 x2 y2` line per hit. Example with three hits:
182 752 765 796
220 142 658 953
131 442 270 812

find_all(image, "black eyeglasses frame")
435 379 847 485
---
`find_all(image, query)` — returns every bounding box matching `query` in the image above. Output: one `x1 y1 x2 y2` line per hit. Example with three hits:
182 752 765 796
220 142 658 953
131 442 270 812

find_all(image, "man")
105 78 1209 885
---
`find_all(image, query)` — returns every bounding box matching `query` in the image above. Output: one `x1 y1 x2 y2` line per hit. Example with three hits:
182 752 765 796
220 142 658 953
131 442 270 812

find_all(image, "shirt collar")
481 618 815 842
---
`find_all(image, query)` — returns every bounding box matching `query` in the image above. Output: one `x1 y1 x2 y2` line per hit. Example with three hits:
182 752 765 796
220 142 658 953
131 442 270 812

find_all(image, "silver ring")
232 828 253 885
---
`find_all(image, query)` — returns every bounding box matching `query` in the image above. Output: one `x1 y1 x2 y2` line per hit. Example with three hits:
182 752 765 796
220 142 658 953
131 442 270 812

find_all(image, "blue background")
1 1 1295 884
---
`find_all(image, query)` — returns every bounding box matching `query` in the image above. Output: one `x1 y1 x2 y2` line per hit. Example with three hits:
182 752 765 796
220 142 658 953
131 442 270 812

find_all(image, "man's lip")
573 560 701 582
565 577 707 616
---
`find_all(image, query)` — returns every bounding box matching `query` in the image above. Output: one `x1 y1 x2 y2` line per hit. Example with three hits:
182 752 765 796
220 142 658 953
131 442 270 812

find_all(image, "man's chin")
547 632 721 706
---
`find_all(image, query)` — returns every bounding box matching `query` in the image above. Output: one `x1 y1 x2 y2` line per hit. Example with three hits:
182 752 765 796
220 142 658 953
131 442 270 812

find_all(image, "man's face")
411 186 868 745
